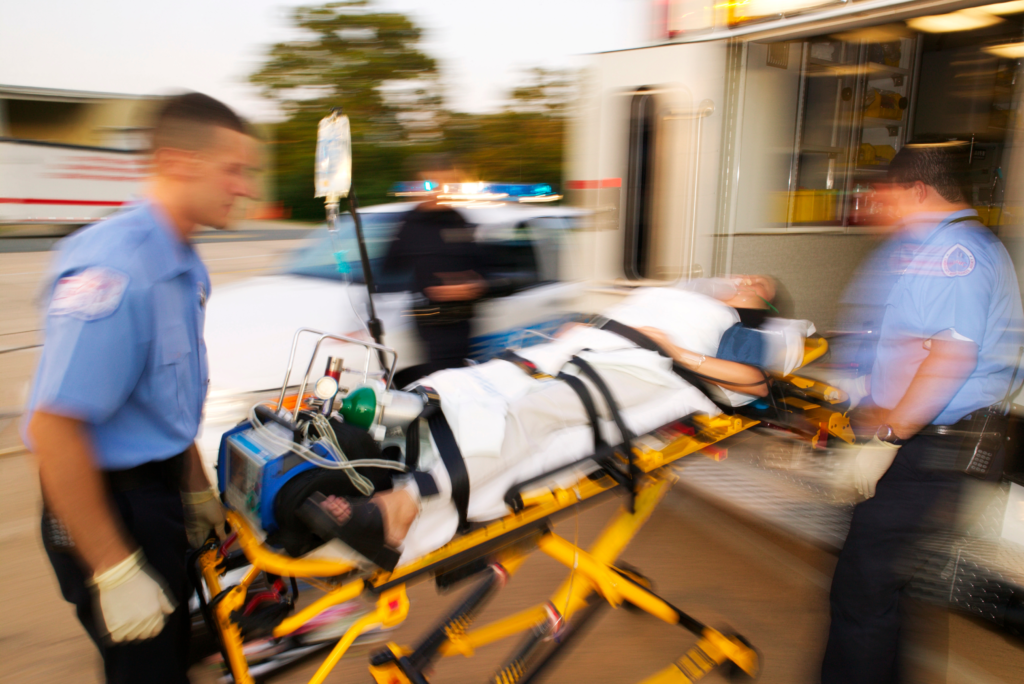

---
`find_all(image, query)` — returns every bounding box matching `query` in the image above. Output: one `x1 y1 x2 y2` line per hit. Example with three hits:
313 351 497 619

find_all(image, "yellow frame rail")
198 413 760 684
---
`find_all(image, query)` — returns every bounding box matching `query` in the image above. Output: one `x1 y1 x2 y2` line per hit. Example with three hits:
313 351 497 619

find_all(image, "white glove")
182 488 226 548
852 436 899 499
87 549 176 643
831 374 870 409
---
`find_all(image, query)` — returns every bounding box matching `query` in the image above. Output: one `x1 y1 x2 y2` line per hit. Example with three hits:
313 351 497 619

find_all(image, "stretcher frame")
195 336 837 684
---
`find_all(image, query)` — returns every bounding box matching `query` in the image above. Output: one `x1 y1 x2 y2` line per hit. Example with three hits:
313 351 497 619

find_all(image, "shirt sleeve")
31 268 151 424
716 323 766 366
910 243 993 344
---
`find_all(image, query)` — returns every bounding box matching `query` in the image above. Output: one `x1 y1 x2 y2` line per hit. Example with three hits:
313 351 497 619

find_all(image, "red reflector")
565 178 621 190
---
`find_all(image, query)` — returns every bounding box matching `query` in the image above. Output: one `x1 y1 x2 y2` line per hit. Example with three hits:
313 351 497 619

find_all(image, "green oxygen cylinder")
339 386 378 430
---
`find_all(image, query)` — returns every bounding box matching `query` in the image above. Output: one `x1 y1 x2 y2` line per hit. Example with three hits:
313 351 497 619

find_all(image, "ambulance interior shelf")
786 34 918 227
784 23 1024 230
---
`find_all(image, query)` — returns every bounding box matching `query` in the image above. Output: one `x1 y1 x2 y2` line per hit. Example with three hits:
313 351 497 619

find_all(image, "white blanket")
397 344 718 562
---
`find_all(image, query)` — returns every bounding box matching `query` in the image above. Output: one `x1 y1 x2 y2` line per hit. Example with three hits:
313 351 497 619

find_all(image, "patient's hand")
425 271 486 302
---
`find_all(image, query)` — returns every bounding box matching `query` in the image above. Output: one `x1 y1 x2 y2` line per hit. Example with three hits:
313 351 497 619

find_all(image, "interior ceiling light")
907 9 1004 32
978 0 1024 15
905 141 970 148
984 41 1024 58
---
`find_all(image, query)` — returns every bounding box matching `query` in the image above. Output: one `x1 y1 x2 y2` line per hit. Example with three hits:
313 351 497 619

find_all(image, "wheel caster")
724 632 760 681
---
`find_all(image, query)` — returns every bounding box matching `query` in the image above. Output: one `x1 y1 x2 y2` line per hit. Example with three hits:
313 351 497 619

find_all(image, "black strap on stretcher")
595 318 712 395
405 387 472 534
496 349 551 379
496 347 641 510
497 349 604 453
557 372 604 452
564 355 640 512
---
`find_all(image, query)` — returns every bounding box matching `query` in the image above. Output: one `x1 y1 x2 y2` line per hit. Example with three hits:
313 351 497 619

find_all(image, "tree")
507 67 577 117
251 0 443 218
442 68 576 189
251 2 577 216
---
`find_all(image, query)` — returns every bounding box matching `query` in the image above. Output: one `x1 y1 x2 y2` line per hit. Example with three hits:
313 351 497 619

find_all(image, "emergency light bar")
388 181 561 203
390 180 439 197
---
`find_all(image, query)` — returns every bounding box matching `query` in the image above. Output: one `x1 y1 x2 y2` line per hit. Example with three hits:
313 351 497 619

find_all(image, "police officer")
383 154 486 385
24 92 257 683
822 144 1024 683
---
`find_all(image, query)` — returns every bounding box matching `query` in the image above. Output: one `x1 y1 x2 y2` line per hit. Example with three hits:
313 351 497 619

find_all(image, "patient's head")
722 275 776 310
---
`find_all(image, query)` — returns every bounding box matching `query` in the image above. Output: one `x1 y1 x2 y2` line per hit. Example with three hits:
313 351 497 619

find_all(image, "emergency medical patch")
49 267 129 321
941 243 975 277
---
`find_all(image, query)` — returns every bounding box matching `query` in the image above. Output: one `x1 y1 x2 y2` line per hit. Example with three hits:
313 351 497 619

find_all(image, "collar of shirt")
898 208 979 244
142 200 200 281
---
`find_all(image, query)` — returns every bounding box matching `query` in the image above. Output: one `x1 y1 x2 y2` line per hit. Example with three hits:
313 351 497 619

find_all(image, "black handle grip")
254 404 303 443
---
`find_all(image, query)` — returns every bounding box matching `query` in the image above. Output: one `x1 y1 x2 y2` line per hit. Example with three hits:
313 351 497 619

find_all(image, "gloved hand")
852 436 899 499
182 488 226 548
831 374 870 409
87 549 176 643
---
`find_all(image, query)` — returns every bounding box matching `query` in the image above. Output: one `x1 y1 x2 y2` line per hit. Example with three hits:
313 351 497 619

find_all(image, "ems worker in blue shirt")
822 144 1024 683
24 93 258 683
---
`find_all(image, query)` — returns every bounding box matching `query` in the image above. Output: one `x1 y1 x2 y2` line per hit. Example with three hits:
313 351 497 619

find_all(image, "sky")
0 0 652 121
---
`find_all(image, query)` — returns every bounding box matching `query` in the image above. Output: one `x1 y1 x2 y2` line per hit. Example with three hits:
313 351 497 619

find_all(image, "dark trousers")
821 434 963 684
419 318 472 371
394 319 473 388
44 481 192 684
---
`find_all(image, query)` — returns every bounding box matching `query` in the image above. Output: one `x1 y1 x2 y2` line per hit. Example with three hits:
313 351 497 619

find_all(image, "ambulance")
0 85 149 232
563 0 1024 635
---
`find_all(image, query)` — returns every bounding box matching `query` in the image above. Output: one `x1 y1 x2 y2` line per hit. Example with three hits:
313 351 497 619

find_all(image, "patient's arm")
637 327 768 397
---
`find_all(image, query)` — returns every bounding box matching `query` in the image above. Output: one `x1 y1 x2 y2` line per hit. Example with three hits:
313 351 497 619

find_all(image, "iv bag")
314 112 352 198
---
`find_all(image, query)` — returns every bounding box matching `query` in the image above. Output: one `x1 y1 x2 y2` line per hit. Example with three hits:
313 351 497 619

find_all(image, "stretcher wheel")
615 562 654 614
724 632 760 682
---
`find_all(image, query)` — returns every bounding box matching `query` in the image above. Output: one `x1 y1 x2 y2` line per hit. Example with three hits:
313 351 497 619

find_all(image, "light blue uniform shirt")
25 202 211 470
872 209 1024 425
837 230 913 373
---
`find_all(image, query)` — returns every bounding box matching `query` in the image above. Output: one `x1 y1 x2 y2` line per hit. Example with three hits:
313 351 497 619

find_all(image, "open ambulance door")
566 41 727 293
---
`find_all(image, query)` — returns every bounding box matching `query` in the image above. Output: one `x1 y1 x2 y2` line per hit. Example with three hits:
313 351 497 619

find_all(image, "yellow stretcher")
194 336 842 684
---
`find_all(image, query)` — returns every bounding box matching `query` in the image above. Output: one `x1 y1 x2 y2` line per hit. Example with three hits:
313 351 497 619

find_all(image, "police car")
197 191 586 463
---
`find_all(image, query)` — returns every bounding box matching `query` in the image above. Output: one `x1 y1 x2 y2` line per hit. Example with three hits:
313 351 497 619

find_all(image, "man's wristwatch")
875 424 906 446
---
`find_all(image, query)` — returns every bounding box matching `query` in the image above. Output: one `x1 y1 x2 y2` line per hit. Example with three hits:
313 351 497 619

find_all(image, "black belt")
919 414 1000 438
406 387 471 533
105 452 185 492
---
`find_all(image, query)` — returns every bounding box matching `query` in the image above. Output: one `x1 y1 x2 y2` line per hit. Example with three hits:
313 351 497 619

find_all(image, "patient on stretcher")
292 279 811 569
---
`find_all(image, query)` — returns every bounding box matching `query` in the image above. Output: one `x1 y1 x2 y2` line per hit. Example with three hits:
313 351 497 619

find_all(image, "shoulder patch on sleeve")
941 243 976 277
49 267 129 321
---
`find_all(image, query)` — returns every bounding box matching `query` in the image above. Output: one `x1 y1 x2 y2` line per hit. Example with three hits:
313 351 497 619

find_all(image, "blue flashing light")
389 180 556 199
390 180 438 195
486 183 552 197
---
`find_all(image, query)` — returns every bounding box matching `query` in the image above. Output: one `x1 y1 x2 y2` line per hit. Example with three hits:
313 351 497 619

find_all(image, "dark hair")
886 143 969 203
151 92 250 152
